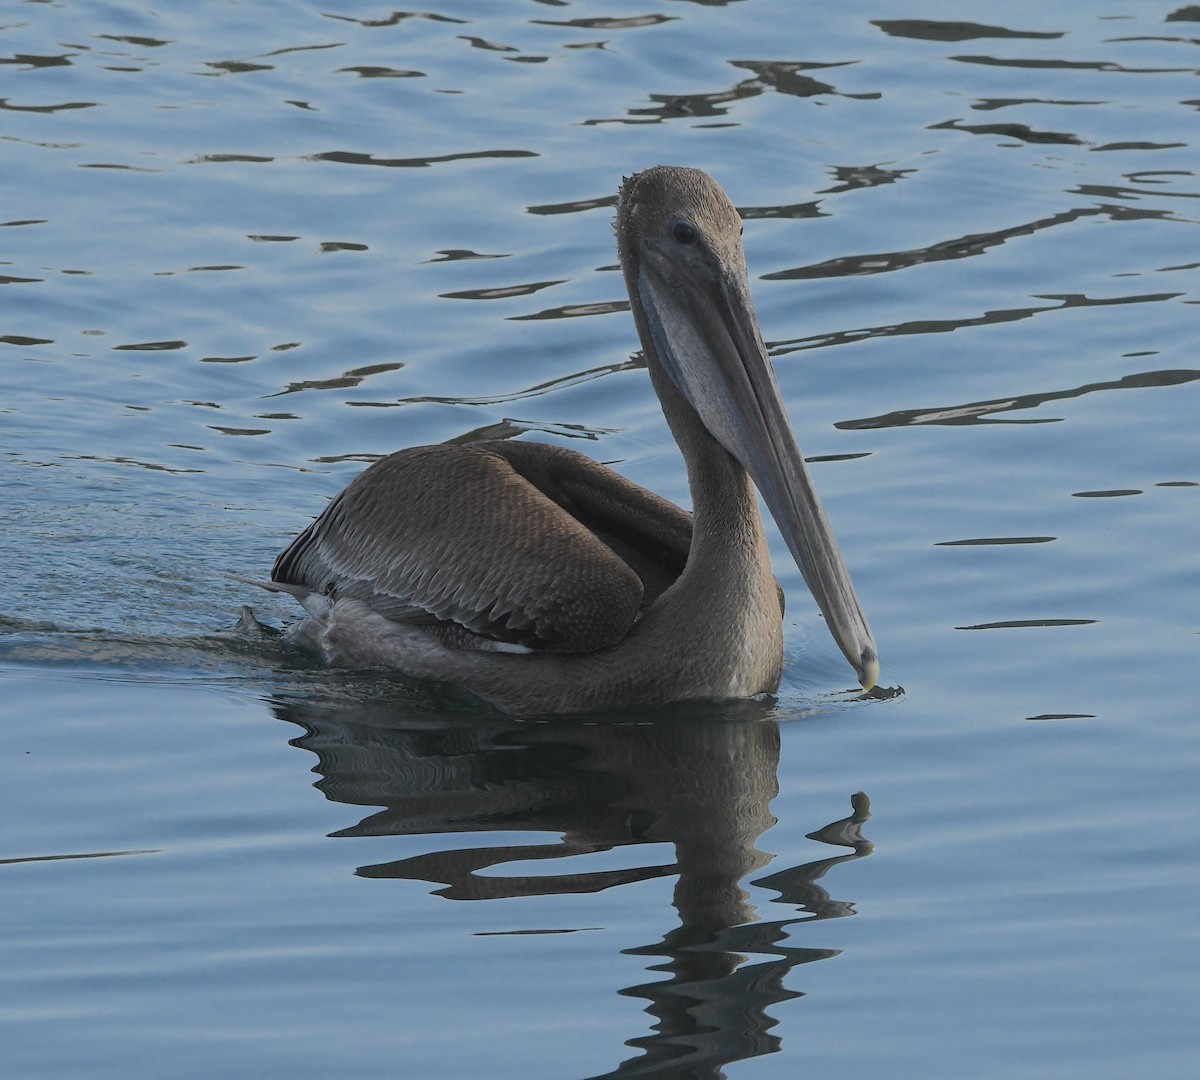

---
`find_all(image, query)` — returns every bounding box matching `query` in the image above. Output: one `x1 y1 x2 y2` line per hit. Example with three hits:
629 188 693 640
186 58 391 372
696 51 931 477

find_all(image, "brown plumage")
263 165 878 714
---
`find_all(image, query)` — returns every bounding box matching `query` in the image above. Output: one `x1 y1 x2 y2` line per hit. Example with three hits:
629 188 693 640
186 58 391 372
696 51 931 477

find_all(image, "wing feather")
273 442 681 653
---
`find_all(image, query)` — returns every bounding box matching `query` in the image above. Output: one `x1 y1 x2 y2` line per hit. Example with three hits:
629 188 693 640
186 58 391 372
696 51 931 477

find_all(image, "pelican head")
616 166 879 691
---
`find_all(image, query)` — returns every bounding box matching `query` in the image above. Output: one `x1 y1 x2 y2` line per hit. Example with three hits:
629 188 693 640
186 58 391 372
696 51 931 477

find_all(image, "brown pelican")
261 165 878 714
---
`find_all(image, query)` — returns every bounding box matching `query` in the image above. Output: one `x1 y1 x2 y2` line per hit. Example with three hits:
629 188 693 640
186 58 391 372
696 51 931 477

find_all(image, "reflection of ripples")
765 205 1178 283
439 278 566 300
269 362 405 397
839 365 1199 429
949 54 1194 76
277 697 873 1077
347 358 639 409
872 20 1065 43
583 57 879 127
958 618 1097 631
305 148 539 169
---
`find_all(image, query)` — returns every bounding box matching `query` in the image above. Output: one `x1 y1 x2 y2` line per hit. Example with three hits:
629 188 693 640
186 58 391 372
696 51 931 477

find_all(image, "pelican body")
266 166 878 714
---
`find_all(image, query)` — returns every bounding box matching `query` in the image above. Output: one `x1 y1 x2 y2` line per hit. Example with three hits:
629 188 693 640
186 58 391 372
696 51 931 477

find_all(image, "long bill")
637 239 879 691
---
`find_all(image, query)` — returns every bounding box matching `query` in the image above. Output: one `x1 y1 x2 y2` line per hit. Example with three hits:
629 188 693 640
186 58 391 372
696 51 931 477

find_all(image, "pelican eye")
670 220 697 245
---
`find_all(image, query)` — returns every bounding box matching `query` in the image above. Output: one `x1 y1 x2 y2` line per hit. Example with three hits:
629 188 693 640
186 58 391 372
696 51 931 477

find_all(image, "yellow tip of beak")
858 649 879 693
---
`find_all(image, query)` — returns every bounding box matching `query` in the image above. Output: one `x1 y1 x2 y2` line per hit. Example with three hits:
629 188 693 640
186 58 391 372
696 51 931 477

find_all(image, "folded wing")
272 441 693 653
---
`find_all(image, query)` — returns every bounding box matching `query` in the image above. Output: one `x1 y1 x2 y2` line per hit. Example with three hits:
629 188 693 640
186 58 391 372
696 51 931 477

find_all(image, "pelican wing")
273 441 692 653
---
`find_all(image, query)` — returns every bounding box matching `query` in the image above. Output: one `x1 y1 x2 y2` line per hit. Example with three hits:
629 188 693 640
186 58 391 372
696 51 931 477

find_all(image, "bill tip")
858 647 879 692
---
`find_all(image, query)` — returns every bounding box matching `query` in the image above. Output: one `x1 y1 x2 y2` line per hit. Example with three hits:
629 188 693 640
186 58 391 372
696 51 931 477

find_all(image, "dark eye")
670 220 697 245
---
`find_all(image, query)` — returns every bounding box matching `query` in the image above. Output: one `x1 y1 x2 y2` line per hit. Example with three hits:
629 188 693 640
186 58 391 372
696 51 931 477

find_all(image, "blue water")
3 2 1198 1077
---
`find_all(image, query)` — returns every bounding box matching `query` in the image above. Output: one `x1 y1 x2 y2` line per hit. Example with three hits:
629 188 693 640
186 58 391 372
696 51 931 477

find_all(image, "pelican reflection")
276 696 873 1077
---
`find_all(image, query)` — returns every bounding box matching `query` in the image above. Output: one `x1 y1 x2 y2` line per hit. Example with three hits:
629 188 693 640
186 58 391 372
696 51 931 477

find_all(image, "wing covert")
273 443 649 653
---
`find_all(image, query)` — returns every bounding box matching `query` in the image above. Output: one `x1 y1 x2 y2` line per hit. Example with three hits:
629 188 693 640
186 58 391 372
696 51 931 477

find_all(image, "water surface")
3 2 1198 1077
